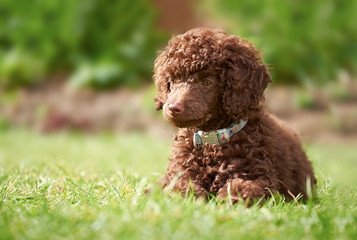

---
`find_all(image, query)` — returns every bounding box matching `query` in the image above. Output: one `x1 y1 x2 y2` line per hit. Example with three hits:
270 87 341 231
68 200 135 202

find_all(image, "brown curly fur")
153 28 316 204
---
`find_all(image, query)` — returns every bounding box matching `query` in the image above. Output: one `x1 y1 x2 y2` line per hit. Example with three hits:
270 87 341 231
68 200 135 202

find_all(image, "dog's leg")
174 178 207 198
217 178 274 205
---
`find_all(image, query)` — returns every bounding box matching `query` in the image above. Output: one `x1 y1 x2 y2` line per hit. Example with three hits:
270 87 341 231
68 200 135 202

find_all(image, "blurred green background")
0 0 165 89
0 0 356 89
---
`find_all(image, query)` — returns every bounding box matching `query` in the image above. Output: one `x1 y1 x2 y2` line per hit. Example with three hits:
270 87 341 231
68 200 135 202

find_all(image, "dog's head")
153 28 271 130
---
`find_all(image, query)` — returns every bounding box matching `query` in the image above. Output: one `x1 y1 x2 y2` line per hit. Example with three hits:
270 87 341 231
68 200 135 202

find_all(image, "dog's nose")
168 103 184 114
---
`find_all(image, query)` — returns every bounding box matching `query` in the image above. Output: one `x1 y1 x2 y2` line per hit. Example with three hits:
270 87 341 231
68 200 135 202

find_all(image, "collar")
193 119 248 149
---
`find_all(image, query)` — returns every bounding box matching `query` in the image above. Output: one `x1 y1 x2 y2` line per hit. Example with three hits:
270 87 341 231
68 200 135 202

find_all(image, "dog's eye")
202 79 212 86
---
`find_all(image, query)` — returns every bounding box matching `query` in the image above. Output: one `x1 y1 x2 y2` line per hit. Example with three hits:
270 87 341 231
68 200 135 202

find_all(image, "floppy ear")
153 79 168 111
153 53 169 111
222 42 272 119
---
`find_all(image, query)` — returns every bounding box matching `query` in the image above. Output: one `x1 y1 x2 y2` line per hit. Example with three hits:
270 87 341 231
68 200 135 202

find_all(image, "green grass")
1 129 357 240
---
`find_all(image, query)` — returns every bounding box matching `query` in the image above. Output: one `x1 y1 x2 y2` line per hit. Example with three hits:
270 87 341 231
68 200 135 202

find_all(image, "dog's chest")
190 145 227 168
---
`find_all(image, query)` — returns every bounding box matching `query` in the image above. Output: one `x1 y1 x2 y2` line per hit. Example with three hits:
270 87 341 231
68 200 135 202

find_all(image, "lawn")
0 129 356 240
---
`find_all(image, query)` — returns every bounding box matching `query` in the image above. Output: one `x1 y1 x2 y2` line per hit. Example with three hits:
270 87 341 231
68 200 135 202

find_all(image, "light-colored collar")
193 119 248 149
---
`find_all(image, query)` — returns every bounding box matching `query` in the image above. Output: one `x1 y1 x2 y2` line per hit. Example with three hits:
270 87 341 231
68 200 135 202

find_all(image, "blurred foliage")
203 0 357 85
0 0 166 89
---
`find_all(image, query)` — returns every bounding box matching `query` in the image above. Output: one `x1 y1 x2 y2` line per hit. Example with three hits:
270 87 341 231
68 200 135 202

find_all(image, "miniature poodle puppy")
153 28 316 204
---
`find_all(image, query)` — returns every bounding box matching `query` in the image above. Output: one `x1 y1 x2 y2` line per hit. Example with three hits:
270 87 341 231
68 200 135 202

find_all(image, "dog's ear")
153 75 169 111
222 40 272 119
153 55 169 111
154 96 164 111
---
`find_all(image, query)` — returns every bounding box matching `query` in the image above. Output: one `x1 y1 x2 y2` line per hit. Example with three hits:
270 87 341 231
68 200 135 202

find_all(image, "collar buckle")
201 131 220 144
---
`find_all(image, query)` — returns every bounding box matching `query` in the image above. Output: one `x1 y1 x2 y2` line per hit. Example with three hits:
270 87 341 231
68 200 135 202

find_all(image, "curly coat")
153 28 316 204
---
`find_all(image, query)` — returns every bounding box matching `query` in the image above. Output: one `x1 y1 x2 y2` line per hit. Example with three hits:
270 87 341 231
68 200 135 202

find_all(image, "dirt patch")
0 80 175 140
265 86 357 144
